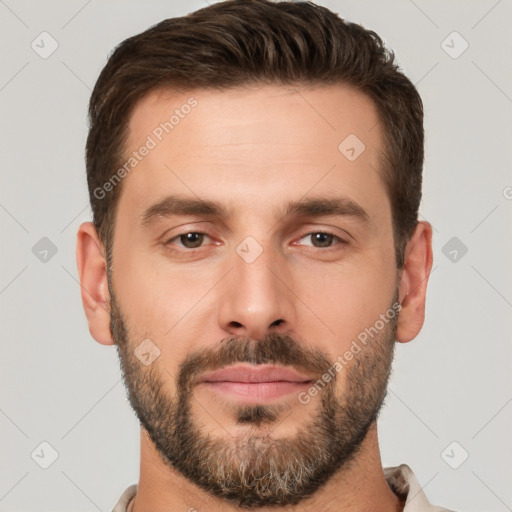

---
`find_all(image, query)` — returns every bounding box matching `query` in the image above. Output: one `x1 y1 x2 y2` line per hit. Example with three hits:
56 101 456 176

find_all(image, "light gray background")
1 0 511 511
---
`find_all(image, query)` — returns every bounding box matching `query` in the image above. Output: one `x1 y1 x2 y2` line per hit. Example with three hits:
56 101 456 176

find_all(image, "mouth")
196 364 315 404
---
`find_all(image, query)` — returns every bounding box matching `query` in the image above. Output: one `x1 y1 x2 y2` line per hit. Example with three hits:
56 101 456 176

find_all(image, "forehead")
118 83 388 225
126 83 383 154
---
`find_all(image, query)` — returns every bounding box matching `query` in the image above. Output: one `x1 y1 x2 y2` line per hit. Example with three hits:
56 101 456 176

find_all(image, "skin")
77 83 433 511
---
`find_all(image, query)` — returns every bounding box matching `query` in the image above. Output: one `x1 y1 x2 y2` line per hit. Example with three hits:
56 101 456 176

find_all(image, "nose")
217 240 296 341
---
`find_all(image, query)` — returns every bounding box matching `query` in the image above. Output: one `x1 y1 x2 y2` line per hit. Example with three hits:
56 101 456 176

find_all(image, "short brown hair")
86 0 424 269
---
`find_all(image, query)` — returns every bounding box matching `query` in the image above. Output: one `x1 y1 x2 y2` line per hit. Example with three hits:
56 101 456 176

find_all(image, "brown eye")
166 232 208 249
310 232 334 248
298 231 345 249
179 232 204 248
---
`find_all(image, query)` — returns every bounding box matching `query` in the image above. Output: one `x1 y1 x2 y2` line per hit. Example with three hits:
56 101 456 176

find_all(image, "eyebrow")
140 194 371 227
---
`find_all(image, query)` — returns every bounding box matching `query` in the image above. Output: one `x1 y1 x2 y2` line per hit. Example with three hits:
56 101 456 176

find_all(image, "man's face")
108 84 400 507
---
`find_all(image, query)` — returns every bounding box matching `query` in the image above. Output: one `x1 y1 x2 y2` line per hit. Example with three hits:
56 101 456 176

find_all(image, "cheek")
111 250 180 343
112 248 223 368
292 251 396 351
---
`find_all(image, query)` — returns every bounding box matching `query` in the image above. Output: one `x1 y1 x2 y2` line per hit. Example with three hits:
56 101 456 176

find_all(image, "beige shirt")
112 464 456 511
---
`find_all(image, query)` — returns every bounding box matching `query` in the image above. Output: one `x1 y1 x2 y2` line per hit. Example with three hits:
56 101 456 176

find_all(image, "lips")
197 364 314 384
196 364 315 404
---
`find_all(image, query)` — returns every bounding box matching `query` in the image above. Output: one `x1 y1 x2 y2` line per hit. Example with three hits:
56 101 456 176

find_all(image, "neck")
131 423 403 512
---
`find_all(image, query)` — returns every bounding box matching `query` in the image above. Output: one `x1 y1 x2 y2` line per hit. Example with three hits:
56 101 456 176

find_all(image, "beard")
109 283 398 508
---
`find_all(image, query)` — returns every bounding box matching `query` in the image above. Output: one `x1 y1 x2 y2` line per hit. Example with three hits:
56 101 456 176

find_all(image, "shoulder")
111 483 138 512
384 464 458 512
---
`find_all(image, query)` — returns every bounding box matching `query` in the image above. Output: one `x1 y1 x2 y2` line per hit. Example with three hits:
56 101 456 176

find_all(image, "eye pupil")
180 232 204 248
312 232 332 247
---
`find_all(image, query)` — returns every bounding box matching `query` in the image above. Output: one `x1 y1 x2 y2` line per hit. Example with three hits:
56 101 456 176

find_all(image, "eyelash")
163 230 347 252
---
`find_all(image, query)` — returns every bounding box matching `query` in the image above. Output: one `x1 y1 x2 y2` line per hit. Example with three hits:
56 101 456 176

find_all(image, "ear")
396 221 433 344
76 222 114 345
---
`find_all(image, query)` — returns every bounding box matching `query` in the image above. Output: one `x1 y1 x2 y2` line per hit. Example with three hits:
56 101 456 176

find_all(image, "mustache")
177 332 333 392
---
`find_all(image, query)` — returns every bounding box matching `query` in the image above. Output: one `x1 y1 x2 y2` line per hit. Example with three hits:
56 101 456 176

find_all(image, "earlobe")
76 222 115 346
396 221 433 344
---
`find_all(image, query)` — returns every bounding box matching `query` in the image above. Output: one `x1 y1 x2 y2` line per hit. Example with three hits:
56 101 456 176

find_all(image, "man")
76 0 453 510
